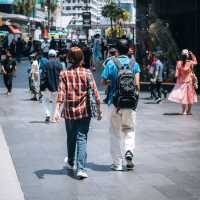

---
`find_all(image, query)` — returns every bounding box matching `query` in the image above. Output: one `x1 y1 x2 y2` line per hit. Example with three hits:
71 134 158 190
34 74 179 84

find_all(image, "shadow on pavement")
163 113 182 116
144 102 158 104
140 97 152 100
29 121 48 124
87 162 113 172
0 92 7 95
21 98 34 101
34 167 77 180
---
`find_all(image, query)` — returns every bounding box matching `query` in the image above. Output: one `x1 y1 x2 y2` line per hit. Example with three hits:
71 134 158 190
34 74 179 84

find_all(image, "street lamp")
83 0 91 43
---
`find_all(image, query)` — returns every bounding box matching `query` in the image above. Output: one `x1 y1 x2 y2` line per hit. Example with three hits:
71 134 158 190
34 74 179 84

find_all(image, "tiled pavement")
0 61 200 200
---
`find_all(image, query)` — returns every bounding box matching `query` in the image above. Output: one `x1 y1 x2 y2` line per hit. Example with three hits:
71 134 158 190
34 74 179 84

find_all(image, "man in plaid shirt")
54 47 101 179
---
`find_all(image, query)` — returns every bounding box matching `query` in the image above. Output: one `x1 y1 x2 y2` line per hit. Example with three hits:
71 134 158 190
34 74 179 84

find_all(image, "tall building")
34 0 48 21
61 0 103 28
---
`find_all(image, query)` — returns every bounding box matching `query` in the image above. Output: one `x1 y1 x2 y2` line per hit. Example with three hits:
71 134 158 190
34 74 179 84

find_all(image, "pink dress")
168 55 198 105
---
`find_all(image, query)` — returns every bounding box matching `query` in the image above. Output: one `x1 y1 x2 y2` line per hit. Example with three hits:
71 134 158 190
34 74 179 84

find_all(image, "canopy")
8 25 21 34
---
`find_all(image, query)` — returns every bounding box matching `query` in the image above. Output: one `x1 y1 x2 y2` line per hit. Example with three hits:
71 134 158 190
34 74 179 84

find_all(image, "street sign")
82 12 91 28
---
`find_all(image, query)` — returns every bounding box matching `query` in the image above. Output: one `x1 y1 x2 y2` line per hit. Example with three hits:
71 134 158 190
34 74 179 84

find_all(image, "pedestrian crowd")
0 34 198 180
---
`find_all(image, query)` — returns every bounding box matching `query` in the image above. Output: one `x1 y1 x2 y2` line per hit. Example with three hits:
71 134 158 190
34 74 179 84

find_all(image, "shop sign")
82 12 91 28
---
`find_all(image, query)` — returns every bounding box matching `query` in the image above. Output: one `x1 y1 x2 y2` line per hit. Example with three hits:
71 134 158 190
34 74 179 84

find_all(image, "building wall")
34 0 47 20
61 0 102 27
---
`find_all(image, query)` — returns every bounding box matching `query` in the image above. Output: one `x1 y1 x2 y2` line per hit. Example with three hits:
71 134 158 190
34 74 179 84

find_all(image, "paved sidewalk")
0 126 24 200
0 88 200 200
0 61 200 200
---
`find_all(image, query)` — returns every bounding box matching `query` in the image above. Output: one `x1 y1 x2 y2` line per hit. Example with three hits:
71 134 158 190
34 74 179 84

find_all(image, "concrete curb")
0 127 25 200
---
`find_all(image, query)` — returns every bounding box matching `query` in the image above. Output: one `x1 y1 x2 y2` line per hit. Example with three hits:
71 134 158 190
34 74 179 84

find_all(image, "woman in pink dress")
168 49 198 115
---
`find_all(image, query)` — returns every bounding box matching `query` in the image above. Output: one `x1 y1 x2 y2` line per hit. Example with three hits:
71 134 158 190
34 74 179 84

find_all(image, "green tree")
14 0 36 17
102 1 130 38
102 2 118 37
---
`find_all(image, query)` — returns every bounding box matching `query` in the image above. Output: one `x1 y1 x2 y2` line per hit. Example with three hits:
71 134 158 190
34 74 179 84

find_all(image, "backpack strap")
112 56 135 71
112 57 124 70
128 58 135 69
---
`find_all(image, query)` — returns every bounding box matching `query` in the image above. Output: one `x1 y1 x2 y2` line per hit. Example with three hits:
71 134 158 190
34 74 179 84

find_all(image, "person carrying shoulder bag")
53 47 102 179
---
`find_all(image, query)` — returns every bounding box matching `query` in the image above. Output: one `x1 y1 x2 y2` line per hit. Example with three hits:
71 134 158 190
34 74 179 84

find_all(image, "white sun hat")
181 49 189 56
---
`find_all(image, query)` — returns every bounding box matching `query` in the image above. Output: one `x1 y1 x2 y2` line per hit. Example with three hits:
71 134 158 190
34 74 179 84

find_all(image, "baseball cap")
48 49 57 57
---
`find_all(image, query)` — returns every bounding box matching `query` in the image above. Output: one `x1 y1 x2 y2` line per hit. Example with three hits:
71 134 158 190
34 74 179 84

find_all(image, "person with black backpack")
101 39 141 171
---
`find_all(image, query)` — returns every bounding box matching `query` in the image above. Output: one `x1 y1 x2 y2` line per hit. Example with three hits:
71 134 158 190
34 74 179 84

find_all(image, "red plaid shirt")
56 66 100 120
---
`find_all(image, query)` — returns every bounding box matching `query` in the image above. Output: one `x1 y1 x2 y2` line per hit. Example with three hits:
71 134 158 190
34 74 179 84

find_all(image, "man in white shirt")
41 38 50 58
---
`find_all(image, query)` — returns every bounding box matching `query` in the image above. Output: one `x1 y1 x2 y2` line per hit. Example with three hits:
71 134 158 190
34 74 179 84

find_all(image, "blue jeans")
65 118 90 171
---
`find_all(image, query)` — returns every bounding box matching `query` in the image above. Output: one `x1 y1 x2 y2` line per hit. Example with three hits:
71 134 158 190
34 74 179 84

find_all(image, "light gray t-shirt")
155 59 164 82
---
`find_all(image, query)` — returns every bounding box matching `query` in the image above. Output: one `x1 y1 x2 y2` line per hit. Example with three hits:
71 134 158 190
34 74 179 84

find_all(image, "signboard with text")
82 12 91 29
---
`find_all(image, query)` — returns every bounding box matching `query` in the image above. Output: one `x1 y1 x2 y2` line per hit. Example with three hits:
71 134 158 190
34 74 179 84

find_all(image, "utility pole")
46 0 51 31
83 0 91 43
133 0 136 45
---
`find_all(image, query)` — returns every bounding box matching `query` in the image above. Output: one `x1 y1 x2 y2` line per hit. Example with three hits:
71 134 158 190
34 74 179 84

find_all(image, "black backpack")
112 57 139 110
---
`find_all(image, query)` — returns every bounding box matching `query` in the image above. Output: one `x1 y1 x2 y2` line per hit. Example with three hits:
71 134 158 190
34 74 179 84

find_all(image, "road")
0 60 200 200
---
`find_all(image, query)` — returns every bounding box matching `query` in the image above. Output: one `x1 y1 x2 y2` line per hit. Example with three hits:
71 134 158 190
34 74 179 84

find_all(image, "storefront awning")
8 25 21 34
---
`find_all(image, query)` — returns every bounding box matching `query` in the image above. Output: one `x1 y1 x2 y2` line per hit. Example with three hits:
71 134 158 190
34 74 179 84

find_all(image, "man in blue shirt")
102 47 117 104
92 34 102 70
101 39 141 171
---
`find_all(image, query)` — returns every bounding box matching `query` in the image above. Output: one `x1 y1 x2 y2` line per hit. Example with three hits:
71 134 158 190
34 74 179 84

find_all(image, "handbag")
191 70 198 89
87 73 100 118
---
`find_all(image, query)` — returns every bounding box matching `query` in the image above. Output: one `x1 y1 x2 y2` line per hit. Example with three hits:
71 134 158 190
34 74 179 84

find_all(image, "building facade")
61 0 103 28
34 0 48 21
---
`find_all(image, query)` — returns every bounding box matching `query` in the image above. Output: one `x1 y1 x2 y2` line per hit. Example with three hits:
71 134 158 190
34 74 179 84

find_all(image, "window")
65 6 71 10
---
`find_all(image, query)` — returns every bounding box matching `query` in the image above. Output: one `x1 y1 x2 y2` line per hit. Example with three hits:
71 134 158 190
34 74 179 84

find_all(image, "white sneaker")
77 170 88 179
110 164 124 171
64 157 76 170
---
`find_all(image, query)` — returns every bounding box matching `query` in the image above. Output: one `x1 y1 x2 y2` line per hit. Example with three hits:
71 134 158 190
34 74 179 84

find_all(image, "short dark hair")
116 39 129 55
